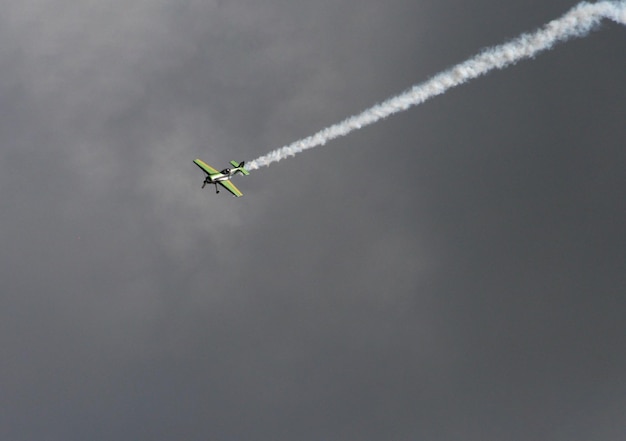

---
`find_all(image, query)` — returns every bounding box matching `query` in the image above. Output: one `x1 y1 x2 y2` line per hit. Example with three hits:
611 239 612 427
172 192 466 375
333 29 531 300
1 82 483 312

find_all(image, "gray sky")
1 1 625 440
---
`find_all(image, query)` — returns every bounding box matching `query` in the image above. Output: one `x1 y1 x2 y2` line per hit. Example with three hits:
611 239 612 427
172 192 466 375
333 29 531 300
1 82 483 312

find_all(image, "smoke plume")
247 1 626 170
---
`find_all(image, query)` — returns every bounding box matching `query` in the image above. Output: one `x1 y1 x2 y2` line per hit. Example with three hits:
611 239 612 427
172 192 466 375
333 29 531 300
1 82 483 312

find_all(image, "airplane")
193 159 250 197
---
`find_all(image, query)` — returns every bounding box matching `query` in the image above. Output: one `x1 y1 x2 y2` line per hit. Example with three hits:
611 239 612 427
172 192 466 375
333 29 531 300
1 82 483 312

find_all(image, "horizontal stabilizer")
230 160 250 176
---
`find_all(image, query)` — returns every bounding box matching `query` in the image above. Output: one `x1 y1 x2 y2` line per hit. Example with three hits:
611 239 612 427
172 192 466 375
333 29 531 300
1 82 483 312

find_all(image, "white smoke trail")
247 1 626 170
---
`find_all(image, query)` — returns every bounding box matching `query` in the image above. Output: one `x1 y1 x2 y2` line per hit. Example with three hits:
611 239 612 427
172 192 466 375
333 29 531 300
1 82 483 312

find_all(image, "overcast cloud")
1 1 625 440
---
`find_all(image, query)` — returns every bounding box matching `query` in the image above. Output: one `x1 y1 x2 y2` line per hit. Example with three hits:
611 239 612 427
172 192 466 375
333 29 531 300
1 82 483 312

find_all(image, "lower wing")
219 180 243 197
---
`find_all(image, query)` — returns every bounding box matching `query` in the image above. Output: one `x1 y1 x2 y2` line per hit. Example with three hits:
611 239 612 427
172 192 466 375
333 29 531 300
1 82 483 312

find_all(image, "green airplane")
193 159 250 197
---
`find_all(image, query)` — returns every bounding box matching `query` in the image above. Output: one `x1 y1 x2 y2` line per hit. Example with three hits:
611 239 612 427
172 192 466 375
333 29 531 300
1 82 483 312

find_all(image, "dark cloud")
1 1 624 440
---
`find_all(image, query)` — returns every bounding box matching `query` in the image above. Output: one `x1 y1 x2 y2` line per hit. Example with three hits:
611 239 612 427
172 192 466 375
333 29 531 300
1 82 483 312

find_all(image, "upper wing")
193 159 219 175
218 180 243 197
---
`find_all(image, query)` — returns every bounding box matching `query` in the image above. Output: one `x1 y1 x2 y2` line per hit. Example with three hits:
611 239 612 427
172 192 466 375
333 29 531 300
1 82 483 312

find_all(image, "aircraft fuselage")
204 169 236 184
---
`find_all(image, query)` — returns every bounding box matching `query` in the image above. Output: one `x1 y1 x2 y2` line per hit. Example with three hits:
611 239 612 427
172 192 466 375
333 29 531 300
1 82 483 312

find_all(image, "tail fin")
230 160 250 176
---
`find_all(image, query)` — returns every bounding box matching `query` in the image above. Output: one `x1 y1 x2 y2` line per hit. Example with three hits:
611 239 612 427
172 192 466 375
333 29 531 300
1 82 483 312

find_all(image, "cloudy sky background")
1 1 625 439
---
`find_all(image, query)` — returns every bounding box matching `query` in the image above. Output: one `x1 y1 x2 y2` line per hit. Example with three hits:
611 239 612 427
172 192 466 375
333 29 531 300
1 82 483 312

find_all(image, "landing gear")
200 178 220 194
